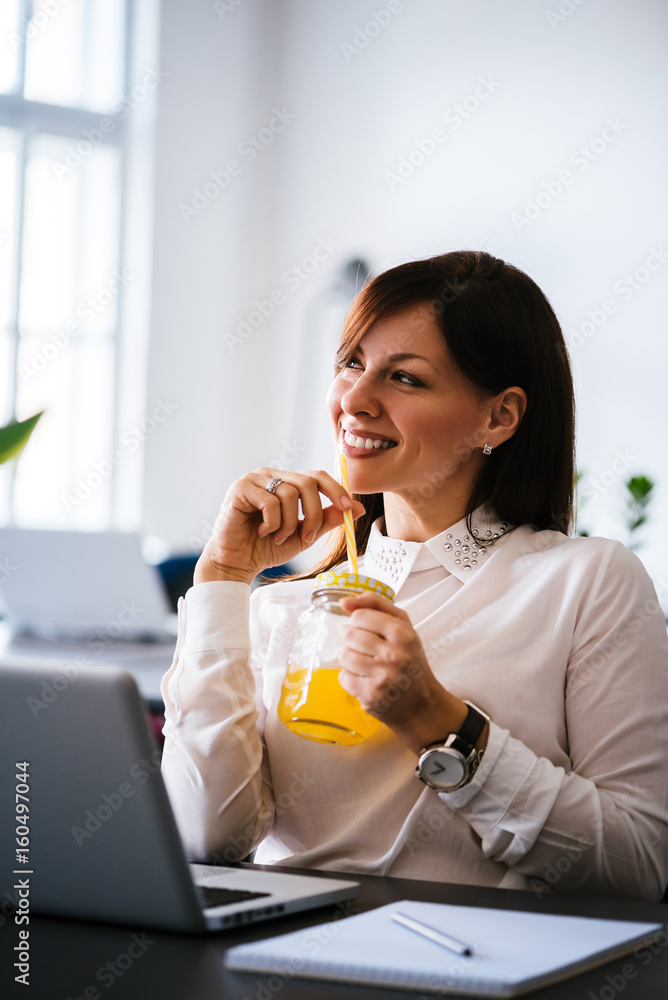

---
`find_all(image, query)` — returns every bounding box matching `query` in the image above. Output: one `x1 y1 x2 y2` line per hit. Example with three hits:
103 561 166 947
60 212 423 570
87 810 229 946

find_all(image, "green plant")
575 470 655 551
0 412 43 465
574 471 589 537
625 475 654 551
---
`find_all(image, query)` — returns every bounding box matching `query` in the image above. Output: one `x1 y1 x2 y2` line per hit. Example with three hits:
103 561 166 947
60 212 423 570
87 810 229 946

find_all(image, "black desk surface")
2 864 666 1000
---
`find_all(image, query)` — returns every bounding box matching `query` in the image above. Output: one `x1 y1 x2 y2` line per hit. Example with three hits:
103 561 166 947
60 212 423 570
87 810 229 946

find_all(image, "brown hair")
301 250 575 578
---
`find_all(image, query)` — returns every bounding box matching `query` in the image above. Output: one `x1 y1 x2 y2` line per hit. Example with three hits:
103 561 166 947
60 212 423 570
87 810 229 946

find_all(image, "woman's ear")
485 386 527 446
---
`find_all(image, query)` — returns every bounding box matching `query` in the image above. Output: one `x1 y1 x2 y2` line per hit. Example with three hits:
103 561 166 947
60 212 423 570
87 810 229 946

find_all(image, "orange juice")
278 571 394 746
278 664 379 746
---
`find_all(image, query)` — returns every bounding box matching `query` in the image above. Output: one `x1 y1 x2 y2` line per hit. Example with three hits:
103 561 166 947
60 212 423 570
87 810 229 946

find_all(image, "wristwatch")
416 701 490 791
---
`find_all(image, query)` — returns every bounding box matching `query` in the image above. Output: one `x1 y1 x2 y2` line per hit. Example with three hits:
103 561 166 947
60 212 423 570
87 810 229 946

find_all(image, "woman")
161 251 668 900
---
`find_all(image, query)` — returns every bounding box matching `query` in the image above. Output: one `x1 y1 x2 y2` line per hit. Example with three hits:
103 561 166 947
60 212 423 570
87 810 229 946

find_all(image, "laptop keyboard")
198 886 271 909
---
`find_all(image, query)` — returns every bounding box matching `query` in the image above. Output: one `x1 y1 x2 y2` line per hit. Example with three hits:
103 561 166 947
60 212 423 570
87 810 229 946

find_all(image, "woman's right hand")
194 468 366 585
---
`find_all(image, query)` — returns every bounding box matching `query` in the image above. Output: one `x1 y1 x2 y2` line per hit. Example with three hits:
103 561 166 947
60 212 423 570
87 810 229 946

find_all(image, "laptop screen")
0 528 172 640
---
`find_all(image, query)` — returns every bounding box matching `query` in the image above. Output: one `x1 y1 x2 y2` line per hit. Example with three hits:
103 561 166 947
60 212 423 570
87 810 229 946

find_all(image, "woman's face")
326 303 491 504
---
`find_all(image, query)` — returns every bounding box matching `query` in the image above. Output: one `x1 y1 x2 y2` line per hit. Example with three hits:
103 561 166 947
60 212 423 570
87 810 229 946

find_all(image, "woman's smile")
341 428 398 455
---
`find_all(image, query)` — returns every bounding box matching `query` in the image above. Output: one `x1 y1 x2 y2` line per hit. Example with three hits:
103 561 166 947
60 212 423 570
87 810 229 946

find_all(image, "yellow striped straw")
339 452 358 574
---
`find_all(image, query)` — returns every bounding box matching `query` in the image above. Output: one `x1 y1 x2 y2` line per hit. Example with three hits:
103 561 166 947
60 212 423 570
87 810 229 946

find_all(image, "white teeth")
344 430 394 450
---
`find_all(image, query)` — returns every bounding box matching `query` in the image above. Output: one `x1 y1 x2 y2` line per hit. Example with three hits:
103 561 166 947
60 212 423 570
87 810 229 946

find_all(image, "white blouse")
160 511 668 900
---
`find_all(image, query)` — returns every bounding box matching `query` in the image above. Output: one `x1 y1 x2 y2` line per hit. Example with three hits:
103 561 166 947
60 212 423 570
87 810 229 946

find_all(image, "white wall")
142 0 668 591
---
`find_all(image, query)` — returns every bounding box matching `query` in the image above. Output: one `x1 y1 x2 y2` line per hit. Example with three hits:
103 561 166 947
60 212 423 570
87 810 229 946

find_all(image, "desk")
1 865 666 1000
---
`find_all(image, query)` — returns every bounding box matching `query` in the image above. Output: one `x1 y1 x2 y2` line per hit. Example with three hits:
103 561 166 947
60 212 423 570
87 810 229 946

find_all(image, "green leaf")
626 475 654 503
0 412 43 465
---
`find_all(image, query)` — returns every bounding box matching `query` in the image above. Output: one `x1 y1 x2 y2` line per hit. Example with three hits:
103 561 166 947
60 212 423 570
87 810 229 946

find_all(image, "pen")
391 911 474 957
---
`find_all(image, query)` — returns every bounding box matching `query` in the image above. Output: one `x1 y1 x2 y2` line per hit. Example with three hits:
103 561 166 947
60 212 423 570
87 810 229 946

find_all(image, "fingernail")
305 530 316 544
340 496 352 508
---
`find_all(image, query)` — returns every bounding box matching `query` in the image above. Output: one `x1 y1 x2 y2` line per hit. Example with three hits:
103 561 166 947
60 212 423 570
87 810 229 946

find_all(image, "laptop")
0 528 178 706
0 527 174 640
0 659 359 932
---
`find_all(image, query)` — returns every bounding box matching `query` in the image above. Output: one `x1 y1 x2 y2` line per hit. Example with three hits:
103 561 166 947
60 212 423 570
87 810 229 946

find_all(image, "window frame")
0 0 143 529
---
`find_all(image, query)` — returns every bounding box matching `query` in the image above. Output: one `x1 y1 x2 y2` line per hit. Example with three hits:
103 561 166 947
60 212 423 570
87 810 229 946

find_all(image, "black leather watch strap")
424 701 488 754
457 701 488 749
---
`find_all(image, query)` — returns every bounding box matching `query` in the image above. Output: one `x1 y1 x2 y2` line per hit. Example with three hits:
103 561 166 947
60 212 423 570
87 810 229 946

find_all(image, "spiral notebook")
224 899 663 997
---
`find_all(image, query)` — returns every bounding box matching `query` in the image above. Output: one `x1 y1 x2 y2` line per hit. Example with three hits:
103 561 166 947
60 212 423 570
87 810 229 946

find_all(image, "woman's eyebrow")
352 345 442 374
388 352 430 364
356 344 434 364
387 351 442 374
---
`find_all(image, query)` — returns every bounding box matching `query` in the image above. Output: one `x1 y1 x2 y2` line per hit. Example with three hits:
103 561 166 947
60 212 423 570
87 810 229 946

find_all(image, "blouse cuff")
180 581 252 653
439 720 509 809
439 722 565 865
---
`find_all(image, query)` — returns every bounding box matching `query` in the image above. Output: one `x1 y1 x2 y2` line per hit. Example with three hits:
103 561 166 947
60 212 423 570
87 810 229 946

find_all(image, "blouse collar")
363 507 513 592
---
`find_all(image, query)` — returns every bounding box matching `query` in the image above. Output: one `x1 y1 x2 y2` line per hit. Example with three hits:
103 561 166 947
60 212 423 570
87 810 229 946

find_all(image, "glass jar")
278 571 395 746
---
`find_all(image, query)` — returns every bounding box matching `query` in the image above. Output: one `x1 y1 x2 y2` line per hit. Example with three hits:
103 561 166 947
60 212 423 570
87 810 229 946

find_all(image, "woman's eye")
393 371 424 387
345 357 363 370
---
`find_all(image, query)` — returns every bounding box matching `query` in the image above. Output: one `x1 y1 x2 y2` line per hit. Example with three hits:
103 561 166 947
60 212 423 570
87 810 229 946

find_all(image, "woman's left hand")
338 592 470 754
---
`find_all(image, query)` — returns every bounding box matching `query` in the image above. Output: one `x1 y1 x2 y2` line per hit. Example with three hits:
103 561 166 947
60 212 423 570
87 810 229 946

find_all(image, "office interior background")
0 0 667 596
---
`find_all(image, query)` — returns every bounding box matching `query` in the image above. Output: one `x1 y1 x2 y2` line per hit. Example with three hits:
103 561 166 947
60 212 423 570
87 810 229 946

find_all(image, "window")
0 0 155 530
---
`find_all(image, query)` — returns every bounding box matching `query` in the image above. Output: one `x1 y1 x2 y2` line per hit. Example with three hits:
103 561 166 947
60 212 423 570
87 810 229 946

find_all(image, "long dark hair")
302 250 575 578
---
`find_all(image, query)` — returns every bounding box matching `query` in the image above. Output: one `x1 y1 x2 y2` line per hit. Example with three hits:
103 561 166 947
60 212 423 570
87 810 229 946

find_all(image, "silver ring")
265 477 282 494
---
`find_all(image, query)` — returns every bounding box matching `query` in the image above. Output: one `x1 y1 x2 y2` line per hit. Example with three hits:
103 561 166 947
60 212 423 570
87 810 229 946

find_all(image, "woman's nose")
340 371 381 417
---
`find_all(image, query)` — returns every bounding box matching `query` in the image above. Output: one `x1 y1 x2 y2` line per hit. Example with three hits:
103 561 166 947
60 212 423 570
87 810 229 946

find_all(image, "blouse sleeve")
159 581 275 862
440 542 668 900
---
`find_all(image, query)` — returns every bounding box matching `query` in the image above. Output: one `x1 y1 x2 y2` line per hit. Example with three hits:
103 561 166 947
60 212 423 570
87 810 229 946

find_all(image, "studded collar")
363 507 513 592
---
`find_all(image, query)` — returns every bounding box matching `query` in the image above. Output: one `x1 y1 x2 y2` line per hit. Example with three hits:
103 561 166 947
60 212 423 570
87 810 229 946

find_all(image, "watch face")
420 748 467 790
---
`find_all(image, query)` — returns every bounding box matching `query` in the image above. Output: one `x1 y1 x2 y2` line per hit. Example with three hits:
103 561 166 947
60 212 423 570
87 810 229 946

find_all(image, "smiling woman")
319 252 573 562
161 250 668 902
331 308 511 524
